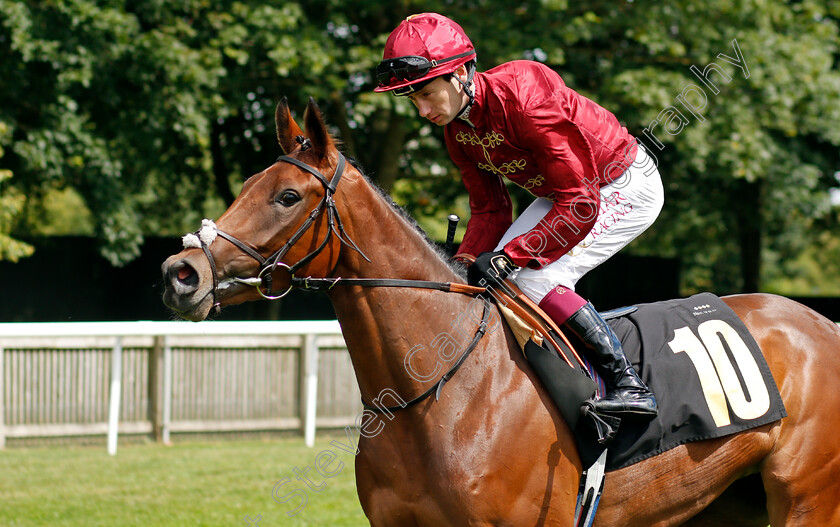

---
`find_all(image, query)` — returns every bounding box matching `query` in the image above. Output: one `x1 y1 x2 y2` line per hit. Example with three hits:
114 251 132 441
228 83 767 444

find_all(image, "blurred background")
1 0 839 322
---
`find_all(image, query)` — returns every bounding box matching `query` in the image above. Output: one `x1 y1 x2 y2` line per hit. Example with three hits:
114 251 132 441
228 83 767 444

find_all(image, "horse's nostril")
172 261 199 288
177 266 192 281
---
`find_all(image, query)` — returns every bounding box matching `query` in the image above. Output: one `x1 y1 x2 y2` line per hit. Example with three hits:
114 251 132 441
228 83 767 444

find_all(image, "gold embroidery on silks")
456 130 527 178
479 159 526 176
524 175 545 189
455 130 504 148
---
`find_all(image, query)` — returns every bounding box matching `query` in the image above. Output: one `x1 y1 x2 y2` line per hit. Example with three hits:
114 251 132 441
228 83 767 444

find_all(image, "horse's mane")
346 155 467 279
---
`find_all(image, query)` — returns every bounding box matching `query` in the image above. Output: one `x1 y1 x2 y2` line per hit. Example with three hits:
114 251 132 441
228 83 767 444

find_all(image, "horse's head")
162 97 362 321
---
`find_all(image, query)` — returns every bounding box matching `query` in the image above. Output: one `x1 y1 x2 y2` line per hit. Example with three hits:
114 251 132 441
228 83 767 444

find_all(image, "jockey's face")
407 66 471 126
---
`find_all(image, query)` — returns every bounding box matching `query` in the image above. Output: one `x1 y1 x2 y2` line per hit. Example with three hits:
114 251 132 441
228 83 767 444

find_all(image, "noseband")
182 147 368 313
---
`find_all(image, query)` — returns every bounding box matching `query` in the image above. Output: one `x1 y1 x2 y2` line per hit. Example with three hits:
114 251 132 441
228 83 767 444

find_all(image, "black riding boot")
564 302 658 421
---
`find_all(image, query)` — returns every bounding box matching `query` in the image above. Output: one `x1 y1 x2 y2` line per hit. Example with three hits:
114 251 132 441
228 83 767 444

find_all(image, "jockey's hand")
467 250 517 289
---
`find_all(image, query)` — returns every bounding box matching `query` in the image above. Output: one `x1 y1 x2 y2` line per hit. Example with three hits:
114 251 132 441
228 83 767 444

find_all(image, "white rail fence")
0 321 360 455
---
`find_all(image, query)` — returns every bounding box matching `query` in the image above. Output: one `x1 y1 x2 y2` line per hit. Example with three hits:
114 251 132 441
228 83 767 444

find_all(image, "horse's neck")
327 176 480 400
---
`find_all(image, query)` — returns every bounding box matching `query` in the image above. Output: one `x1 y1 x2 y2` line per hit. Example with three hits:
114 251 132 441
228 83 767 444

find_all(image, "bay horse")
161 98 840 526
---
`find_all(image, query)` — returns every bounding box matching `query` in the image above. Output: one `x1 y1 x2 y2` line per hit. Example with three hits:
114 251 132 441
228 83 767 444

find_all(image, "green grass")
0 436 368 526
0 436 777 526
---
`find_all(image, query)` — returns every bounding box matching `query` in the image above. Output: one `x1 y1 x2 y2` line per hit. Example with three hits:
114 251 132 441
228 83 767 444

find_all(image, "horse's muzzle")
161 253 214 321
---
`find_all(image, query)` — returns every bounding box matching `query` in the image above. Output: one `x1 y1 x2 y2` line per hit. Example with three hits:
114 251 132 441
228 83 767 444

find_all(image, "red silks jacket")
446 60 637 269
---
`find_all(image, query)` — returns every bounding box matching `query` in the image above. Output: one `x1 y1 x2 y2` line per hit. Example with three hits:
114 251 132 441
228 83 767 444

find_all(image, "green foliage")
0 122 34 262
1 0 838 291
0 168 34 262
22 187 94 236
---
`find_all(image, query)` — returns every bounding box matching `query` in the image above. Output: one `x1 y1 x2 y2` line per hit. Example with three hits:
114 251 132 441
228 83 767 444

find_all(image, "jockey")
374 13 664 422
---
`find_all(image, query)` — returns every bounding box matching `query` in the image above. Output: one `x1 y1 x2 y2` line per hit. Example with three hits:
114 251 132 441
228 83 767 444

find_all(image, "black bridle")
189 145 486 312
184 144 493 413
190 146 369 313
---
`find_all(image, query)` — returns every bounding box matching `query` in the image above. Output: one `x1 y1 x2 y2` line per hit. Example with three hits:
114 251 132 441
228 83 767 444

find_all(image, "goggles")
375 49 475 88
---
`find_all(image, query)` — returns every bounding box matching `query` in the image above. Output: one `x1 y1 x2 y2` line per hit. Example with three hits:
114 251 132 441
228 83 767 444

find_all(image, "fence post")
149 336 164 443
302 334 319 447
162 336 172 445
107 337 123 456
0 346 5 450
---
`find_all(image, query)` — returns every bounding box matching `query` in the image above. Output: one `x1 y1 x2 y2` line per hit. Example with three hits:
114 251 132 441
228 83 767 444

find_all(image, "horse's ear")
303 97 333 159
275 97 304 154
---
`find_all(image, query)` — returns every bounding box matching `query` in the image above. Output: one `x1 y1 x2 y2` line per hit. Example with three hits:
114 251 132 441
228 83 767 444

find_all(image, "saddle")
453 252 631 370
454 255 786 473
453 252 619 446
481 277 623 450
469 277 788 527
493 278 635 363
484 278 620 527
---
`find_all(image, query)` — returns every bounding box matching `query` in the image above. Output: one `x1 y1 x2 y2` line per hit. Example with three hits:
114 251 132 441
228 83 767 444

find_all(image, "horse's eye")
276 190 300 207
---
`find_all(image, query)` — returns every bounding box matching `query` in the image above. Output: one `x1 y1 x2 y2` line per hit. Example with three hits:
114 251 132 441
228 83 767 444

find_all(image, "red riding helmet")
374 13 476 95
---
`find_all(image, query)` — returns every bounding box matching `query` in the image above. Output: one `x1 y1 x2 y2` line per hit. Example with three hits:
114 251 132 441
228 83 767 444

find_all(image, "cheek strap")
454 63 477 126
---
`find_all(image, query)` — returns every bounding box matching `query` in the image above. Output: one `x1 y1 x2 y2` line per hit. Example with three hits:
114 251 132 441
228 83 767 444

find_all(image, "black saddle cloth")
593 292 787 471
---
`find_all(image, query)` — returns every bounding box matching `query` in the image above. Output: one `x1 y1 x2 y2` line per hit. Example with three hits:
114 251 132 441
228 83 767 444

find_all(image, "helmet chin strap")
453 63 477 128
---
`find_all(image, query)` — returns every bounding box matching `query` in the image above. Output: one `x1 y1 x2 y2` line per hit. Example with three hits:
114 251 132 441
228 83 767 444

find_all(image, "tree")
0 121 33 261
1 0 838 295
299 0 840 293
600 0 840 293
